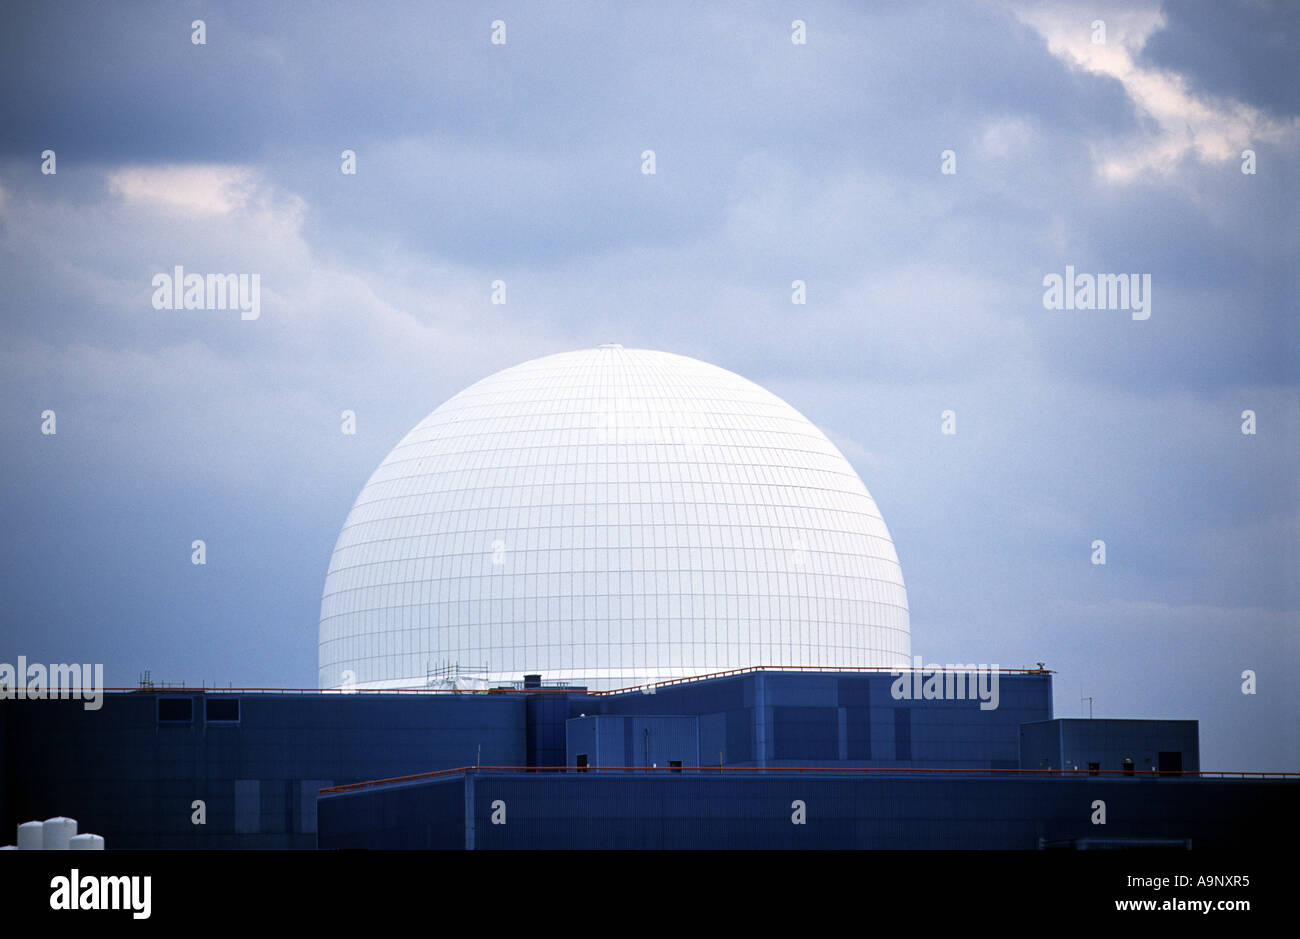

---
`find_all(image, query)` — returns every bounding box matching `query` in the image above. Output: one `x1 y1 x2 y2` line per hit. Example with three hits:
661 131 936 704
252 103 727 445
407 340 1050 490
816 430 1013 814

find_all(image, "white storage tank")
17 821 44 850
43 816 77 850
69 833 105 850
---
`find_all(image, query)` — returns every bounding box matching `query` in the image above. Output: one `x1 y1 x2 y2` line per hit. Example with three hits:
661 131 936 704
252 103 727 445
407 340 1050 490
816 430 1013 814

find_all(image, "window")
575 754 588 773
157 697 193 723
1088 762 1100 776
670 760 683 773
205 697 240 722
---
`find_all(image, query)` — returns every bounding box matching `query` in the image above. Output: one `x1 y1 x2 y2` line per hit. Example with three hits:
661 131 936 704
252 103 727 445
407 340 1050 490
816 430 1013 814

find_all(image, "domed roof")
319 347 909 689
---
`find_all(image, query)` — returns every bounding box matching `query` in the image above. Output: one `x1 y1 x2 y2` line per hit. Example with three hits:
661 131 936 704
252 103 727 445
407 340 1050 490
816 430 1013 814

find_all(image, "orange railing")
591 663 1052 696
319 764 1299 794
106 664 1053 700
104 685 575 695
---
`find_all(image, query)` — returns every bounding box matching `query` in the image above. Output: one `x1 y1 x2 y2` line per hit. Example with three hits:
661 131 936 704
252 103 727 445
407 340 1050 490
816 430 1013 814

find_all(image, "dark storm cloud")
3 0 1141 268
1140 0 1300 119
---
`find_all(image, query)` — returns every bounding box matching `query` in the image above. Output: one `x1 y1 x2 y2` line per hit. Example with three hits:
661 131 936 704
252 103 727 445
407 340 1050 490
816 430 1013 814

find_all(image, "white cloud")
108 164 261 215
1002 0 1299 180
0 161 579 487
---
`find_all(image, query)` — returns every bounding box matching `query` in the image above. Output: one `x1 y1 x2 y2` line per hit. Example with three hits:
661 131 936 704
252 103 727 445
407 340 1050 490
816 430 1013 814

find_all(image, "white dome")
318 347 909 689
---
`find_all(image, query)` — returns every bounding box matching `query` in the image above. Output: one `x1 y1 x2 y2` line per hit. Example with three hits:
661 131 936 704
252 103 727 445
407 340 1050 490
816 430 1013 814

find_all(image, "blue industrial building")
0 690 525 849
4 665 1293 850
568 669 1051 769
317 768 1290 851
1020 718 1200 776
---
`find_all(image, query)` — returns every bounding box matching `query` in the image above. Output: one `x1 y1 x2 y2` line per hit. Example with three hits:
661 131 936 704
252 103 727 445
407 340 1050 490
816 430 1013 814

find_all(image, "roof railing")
319 764 1299 794
100 664 1054 699
592 663 1054 697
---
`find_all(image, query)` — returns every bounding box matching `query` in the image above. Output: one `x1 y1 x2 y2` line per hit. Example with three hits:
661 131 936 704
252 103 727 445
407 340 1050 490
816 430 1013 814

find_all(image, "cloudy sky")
1 0 1295 770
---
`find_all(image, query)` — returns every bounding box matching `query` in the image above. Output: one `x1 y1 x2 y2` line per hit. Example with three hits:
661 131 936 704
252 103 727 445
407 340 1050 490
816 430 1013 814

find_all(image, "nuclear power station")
1 348 1292 849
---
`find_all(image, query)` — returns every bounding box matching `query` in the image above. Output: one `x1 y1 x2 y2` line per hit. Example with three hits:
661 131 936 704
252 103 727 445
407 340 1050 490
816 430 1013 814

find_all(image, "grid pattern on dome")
319 347 909 689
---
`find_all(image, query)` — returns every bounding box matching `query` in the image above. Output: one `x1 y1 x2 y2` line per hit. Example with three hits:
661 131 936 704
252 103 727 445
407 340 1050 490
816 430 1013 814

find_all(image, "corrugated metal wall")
0 692 525 848
590 671 1051 769
565 715 700 769
318 771 1297 850
1021 719 1200 774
